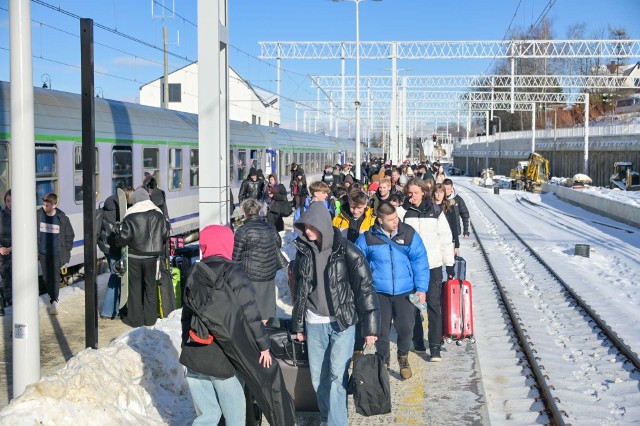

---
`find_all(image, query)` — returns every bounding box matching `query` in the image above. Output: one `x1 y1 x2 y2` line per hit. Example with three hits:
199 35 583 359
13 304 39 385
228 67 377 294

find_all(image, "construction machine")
610 162 640 191
509 152 549 192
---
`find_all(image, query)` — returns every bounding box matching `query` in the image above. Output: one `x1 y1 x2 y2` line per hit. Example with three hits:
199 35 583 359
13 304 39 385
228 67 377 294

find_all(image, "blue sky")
1 0 639 127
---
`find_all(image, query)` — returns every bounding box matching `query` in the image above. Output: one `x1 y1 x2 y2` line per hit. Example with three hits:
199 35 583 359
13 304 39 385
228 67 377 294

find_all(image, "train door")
265 148 277 177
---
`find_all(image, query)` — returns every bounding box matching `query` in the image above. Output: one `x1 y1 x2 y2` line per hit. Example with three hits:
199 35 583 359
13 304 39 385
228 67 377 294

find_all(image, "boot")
398 355 412 379
0 291 5 316
430 345 442 362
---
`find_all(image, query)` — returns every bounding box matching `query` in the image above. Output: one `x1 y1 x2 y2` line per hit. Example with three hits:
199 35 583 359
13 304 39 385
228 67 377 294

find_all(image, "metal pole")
10 0 41 397
163 26 169 109
368 82 372 161
466 103 470 174
276 43 281 107
198 0 229 227
401 75 407 161
295 105 298 132
531 102 536 153
336 42 347 137
80 18 98 350
584 93 589 175
390 42 398 164
485 111 489 170
510 56 515 113
354 0 361 180
553 109 557 176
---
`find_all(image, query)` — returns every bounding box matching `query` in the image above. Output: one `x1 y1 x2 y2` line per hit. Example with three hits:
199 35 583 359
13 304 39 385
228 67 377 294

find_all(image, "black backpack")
348 352 391 416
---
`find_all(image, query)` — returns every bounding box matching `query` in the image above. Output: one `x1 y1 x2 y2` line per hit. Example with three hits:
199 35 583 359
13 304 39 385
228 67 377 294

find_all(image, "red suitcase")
442 279 475 344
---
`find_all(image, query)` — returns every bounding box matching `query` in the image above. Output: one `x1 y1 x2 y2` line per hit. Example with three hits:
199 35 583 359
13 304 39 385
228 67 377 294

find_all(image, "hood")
131 187 150 204
343 174 354 185
294 201 334 252
447 189 457 200
200 225 234 260
248 167 258 177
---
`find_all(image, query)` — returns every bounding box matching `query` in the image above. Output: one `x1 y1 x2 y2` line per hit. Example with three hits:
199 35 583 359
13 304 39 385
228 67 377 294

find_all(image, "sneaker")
49 300 59 315
412 340 427 353
398 355 412 379
430 347 442 362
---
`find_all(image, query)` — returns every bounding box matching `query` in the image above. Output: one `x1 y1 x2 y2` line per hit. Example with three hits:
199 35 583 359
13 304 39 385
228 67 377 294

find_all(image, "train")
0 81 356 270
614 95 640 114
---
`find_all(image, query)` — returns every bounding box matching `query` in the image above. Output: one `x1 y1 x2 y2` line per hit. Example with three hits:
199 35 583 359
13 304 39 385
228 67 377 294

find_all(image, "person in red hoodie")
180 225 295 426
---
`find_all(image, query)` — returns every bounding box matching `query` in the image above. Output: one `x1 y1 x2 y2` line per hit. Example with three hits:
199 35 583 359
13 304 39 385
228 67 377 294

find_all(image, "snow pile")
0 312 194 425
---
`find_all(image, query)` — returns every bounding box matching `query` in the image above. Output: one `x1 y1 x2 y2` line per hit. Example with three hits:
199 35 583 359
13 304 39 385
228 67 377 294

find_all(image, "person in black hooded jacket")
0 190 11 315
291 202 380 426
181 224 295 426
238 168 264 203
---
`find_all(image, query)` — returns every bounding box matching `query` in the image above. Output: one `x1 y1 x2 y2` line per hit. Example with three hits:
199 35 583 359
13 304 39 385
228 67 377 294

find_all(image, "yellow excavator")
510 152 549 192
610 162 640 191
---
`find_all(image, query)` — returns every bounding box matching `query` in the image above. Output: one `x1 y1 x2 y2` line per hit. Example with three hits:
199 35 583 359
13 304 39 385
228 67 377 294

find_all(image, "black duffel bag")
348 345 391 416
265 318 308 365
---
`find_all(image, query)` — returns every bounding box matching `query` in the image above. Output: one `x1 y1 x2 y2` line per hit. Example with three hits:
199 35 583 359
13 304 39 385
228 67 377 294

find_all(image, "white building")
139 62 280 126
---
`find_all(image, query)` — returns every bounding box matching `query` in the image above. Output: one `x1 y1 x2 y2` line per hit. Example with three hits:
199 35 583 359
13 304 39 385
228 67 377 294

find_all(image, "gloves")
446 265 455 279
113 221 123 235
114 259 126 277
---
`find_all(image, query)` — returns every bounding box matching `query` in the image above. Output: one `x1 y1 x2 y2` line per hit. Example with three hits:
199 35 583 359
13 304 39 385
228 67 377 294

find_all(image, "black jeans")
266 210 284 232
413 267 443 350
39 253 61 304
124 257 159 327
377 291 415 363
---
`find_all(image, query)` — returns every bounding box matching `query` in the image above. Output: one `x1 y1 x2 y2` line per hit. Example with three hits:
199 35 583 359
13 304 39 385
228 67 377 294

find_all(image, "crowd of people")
0 157 469 425
179 158 470 425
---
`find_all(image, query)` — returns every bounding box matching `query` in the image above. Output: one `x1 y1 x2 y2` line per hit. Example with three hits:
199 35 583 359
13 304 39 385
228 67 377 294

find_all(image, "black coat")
114 201 170 257
232 216 282 282
180 256 269 378
239 178 264 203
451 194 470 236
266 183 290 215
292 228 380 337
289 167 305 191
37 208 74 265
98 194 120 258
181 258 296 426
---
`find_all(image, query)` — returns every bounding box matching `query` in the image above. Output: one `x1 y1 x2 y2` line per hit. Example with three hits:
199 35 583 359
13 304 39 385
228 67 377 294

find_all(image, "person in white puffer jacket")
396 178 454 362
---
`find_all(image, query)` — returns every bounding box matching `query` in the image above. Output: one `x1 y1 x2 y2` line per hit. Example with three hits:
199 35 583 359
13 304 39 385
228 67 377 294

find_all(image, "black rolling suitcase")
266 319 318 412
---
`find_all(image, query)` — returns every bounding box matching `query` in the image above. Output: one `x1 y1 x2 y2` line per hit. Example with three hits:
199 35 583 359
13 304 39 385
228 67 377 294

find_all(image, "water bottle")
409 293 427 311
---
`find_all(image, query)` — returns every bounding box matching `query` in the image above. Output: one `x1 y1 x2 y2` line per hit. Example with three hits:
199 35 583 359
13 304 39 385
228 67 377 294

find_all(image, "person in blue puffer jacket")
355 202 429 379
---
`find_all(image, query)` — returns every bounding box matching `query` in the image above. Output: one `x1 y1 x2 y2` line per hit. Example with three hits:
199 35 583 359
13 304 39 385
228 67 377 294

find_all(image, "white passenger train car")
0 81 355 269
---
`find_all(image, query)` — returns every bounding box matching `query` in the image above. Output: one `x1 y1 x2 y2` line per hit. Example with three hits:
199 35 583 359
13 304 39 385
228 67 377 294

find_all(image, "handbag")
265 318 308 366
348 344 391 416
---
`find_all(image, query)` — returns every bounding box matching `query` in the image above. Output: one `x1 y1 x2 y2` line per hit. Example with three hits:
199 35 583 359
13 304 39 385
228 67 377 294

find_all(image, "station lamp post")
493 116 502 174
545 107 558 176
333 0 382 181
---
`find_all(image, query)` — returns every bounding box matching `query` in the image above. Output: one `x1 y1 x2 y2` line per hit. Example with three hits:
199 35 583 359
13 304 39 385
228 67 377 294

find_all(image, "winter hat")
131 187 150 204
368 182 380 192
200 225 234 260
398 175 409 186
343 174 355 185
248 168 258 177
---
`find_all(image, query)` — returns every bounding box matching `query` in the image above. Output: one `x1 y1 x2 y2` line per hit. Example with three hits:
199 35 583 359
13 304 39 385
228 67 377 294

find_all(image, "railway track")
461 185 640 425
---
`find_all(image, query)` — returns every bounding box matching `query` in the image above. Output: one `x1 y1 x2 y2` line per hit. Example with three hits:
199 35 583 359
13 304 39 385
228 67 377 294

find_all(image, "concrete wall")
453 132 640 187
541 183 640 229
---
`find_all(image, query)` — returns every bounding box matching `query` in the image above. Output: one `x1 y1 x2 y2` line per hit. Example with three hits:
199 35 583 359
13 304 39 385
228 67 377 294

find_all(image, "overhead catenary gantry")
261 39 640 165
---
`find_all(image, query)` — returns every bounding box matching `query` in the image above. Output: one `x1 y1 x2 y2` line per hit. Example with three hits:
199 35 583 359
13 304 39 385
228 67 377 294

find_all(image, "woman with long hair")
396 178 454 362
264 174 288 232
432 183 459 257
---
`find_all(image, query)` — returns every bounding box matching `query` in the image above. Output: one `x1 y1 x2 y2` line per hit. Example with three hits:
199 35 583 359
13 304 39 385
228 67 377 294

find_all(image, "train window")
73 145 99 203
0 142 9 204
249 150 259 170
190 148 199 188
112 147 132 195
169 148 183 190
35 144 58 205
143 147 160 185
238 150 247 181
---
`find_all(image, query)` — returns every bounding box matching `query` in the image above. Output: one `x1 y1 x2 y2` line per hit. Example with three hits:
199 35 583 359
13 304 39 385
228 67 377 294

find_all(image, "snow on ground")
1 184 639 424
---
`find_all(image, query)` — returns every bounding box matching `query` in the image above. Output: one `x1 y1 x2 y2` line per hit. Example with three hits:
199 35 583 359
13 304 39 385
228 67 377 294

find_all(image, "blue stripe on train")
72 212 199 248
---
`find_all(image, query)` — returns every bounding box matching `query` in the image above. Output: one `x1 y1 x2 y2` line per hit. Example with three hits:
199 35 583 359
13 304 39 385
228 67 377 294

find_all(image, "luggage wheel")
456 340 463 346
445 338 453 344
